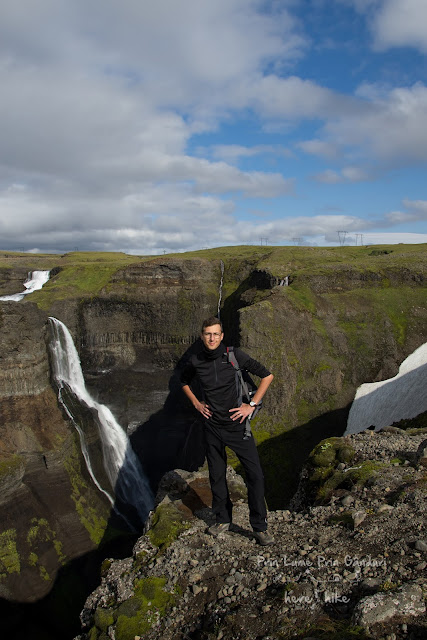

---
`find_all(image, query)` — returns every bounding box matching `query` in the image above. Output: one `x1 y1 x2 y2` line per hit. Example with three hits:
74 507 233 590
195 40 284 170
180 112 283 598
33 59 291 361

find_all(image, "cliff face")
0 303 111 603
77 258 222 370
46 252 427 509
0 266 32 297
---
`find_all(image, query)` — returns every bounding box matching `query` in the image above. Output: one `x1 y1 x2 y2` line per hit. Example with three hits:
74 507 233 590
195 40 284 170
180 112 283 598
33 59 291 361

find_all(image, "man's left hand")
229 403 253 423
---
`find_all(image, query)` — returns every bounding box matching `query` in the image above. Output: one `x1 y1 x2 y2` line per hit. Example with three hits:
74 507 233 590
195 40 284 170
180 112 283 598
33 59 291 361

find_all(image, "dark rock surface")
75 428 427 640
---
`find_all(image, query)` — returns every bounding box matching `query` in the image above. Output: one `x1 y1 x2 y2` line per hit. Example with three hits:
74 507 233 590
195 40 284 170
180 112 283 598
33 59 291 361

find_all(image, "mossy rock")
87 626 99 640
312 444 337 467
307 437 356 503
348 460 385 485
100 558 112 578
147 502 191 551
329 511 354 528
113 576 177 640
315 460 385 504
337 445 355 464
310 437 355 469
94 607 115 632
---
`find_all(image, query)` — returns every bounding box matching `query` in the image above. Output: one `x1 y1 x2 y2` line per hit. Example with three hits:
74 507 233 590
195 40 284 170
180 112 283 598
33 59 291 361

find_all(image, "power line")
337 230 348 246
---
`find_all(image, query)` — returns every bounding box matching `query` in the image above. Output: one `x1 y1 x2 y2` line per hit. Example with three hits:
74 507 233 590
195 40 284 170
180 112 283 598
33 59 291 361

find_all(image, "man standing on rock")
181 316 274 545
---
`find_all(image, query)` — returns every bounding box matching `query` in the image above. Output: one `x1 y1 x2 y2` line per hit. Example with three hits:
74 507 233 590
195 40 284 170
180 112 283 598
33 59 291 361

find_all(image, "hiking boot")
253 530 274 546
206 522 231 536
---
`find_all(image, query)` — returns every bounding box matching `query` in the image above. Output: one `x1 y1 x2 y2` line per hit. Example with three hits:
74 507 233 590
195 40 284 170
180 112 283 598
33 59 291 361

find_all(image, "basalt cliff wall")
47 251 427 507
0 303 111 604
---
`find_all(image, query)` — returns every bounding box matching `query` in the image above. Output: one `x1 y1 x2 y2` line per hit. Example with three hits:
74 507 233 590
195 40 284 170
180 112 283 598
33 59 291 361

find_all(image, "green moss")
27 517 52 545
315 460 385 504
39 565 51 581
310 437 354 469
100 558 112 577
28 552 38 566
0 529 20 577
53 539 66 564
306 439 388 504
26 517 67 567
147 503 190 551
284 285 317 314
87 626 99 640
379 580 399 592
113 576 178 640
329 511 354 528
0 454 24 479
94 607 115 632
337 446 356 464
311 441 337 467
349 460 385 484
63 435 108 544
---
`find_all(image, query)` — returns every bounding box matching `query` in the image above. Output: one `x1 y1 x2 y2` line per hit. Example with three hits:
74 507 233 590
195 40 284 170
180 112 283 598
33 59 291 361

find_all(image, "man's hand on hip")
195 400 213 419
229 404 253 423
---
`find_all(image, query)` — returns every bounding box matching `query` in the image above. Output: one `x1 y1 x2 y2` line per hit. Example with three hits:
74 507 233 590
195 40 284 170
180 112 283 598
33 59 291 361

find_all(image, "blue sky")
1 0 427 253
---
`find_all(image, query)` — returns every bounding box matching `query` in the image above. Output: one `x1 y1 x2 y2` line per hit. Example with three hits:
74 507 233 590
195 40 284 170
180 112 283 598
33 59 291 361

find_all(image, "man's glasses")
203 332 222 338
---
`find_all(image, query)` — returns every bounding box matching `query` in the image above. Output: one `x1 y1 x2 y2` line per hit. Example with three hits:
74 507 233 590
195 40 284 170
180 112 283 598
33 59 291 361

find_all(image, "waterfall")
0 270 50 301
48 317 154 528
217 260 224 318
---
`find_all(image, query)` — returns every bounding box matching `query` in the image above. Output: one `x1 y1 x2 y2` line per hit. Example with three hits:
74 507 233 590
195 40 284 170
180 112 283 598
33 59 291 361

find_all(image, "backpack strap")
226 347 252 440
226 347 251 401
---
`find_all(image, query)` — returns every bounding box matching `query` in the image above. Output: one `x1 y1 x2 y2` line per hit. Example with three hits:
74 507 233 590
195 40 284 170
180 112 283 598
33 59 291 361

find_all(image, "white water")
49 317 154 527
0 270 50 301
345 342 427 435
217 260 224 318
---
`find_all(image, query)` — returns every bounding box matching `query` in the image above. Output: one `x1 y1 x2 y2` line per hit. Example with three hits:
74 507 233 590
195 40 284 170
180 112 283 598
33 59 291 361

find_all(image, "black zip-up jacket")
180 342 271 429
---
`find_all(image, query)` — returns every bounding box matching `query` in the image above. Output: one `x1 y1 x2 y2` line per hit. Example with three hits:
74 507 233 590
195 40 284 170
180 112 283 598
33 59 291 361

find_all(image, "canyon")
0 244 426 638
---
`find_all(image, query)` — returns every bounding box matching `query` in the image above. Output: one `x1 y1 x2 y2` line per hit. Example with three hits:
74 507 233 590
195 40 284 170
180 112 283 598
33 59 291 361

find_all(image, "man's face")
201 324 223 350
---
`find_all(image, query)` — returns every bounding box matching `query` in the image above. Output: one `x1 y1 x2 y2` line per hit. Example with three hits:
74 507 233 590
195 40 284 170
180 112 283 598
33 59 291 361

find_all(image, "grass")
1 244 426 310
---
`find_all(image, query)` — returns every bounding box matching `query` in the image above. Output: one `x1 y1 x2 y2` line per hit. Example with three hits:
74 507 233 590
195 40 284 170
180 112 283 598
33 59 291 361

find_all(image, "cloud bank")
1 0 427 253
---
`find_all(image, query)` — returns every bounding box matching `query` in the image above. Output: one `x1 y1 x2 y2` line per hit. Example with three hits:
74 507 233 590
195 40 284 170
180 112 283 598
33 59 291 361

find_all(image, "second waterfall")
48 317 154 529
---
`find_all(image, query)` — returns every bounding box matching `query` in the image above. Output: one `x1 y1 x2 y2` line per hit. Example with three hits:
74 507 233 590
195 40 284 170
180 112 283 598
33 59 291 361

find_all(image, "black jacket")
180 342 271 428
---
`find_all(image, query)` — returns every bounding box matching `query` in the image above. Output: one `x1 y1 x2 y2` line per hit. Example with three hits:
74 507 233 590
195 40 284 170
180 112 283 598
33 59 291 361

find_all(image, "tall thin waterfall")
49 317 154 528
0 270 50 301
217 260 224 318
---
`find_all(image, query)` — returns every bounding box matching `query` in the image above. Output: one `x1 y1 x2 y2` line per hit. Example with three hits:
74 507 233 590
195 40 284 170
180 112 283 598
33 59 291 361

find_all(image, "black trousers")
204 421 267 532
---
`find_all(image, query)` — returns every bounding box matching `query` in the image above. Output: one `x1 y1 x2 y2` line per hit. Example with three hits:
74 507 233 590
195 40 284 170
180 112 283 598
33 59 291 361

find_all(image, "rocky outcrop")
75 426 427 640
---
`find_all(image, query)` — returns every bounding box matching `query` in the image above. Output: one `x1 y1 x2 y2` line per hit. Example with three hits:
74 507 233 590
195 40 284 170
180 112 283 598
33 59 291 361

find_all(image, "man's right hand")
195 401 212 419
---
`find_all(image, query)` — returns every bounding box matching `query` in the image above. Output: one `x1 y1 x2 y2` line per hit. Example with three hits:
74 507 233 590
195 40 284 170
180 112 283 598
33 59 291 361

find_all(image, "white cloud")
297 139 339 159
324 82 427 166
313 166 369 183
372 0 427 53
384 199 427 225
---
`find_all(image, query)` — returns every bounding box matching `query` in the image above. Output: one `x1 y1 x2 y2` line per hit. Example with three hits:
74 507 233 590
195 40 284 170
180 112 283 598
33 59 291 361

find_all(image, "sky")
1 0 427 255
